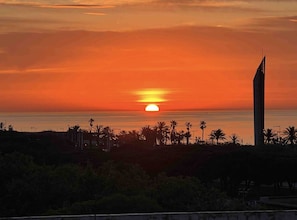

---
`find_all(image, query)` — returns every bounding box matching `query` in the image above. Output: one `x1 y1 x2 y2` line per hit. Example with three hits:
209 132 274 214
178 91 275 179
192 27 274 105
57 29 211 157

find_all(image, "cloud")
0 69 16 74
0 67 69 75
1 0 296 34
38 4 114 9
0 0 141 7
243 16 297 31
0 16 72 33
84 12 106 16
0 1 115 9
0 0 269 9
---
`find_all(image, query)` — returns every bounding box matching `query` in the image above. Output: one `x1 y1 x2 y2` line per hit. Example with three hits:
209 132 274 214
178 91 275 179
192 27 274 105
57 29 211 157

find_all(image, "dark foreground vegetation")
1 131 297 217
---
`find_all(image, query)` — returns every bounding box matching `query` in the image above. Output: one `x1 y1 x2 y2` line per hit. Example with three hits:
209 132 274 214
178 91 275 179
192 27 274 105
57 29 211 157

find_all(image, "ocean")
1 110 296 145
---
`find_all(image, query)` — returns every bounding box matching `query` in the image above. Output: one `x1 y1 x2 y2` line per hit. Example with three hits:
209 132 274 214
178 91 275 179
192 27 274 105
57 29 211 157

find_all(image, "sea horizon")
1 109 296 145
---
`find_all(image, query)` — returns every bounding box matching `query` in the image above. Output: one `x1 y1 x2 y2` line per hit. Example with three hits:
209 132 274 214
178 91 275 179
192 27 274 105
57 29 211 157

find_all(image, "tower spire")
253 56 265 146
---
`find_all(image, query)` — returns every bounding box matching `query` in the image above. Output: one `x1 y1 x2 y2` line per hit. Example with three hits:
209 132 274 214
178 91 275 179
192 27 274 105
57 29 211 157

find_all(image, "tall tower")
253 57 265 146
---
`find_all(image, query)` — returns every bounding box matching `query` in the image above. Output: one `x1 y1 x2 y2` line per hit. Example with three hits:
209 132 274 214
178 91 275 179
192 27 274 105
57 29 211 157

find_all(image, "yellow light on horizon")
135 89 169 103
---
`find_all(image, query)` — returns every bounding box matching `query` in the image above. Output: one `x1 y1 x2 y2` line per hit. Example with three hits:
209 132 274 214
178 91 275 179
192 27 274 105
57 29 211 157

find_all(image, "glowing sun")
145 104 159 112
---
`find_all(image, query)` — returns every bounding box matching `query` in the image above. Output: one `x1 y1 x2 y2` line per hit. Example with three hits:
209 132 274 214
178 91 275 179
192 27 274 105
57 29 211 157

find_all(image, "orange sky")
0 0 297 111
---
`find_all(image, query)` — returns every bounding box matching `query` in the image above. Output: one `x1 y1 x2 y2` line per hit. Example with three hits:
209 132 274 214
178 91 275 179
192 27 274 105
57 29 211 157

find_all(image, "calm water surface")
1 110 296 145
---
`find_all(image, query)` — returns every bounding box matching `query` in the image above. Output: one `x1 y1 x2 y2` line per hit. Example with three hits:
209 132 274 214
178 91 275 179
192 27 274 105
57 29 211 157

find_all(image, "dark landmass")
1 131 297 217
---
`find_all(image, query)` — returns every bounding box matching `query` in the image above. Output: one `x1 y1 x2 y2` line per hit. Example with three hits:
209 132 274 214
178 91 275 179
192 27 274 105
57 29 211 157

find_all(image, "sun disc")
145 104 159 112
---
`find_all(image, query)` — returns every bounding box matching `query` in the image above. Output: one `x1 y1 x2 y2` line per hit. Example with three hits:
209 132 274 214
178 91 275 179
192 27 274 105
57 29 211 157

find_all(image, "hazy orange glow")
0 1 297 112
136 89 169 104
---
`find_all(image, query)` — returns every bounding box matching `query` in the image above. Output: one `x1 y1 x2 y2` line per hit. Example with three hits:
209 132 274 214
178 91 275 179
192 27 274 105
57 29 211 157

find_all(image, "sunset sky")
0 0 297 112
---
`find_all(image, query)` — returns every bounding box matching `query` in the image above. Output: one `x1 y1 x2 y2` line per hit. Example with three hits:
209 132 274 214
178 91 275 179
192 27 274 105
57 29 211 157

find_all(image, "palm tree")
170 120 178 145
263 128 277 144
155 122 169 146
209 129 226 145
0 122 4 131
129 130 141 142
89 118 94 132
117 130 140 145
176 130 185 145
88 118 94 147
67 125 81 147
283 126 297 145
170 120 177 130
102 126 114 151
141 125 157 146
209 135 215 145
200 120 207 141
185 122 192 145
229 133 239 145
95 125 103 146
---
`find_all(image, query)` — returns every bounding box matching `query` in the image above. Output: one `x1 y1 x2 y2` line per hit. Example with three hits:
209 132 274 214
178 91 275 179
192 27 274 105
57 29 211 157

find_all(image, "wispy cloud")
38 4 114 9
1 0 296 33
84 12 106 16
244 15 297 31
0 0 261 8
0 67 68 74
0 1 115 9
151 0 249 7
0 0 142 7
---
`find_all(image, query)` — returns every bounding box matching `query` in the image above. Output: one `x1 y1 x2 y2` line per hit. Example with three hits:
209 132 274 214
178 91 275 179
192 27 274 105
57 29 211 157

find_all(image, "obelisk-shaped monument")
253 57 265 146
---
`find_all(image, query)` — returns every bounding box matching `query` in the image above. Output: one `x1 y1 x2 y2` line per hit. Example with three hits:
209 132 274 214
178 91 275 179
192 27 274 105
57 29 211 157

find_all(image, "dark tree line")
198 145 297 197
0 152 245 217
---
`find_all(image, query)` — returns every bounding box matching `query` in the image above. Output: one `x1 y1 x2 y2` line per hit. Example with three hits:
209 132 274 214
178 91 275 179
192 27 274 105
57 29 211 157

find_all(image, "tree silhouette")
95 125 103 147
155 122 169 146
0 122 4 131
283 126 297 145
67 125 81 148
209 129 226 145
129 130 141 142
200 121 207 141
117 130 140 145
88 118 95 147
8 124 14 132
89 118 94 132
229 134 239 145
141 125 157 146
263 128 277 144
176 130 185 145
102 126 114 151
170 120 178 145
184 122 192 145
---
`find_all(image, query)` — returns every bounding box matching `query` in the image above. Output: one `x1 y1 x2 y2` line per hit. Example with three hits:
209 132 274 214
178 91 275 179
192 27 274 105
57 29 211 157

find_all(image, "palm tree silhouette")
263 128 277 144
200 121 207 141
96 125 103 146
88 118 94 147
185 122 192 145
176 130 185 145
89 118 94 132
229 133 239 145
155 122 169 146
283 126 297 145
129 130 140 142
102 126 114 151
0 122 4 131
170 120 178 145
210 129 226 145
141 125 157 146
